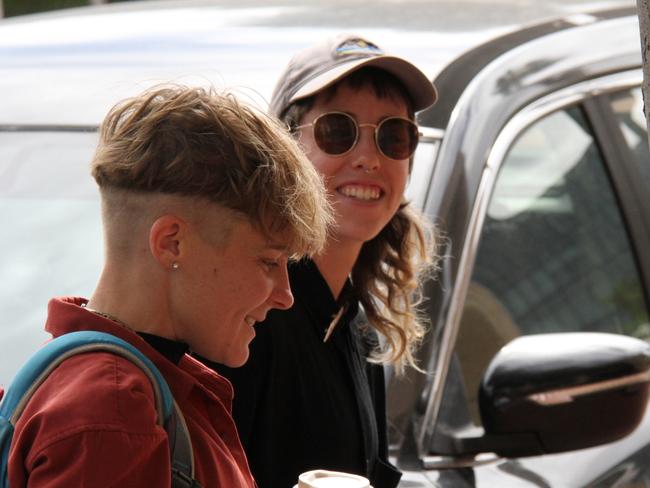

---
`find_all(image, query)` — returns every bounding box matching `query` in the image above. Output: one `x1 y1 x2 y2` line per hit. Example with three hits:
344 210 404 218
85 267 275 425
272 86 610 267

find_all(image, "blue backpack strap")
169 400 201 488
0 331 199 488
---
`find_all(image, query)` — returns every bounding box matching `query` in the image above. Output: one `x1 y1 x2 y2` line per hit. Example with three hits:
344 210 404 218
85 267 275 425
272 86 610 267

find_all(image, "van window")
0 130 102 386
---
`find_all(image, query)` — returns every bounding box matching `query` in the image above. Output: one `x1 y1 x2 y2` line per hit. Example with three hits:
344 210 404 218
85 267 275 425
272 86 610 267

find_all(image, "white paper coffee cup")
294 469 372 488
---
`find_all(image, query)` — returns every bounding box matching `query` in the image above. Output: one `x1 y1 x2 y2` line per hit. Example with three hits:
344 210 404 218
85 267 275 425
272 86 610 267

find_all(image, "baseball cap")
269 34 438 119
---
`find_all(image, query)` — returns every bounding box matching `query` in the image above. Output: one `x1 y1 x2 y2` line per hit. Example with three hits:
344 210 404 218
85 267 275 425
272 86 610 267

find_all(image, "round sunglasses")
295 111 420 161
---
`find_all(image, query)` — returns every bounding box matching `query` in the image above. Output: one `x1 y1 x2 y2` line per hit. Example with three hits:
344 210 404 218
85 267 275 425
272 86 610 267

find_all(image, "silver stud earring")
172 262 179 270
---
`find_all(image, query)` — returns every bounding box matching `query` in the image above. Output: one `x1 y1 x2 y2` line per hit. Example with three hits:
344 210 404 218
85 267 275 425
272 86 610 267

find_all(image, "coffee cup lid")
295 469 372 488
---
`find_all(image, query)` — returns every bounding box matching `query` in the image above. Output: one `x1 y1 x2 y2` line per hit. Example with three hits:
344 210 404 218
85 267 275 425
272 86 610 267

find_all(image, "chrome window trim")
418 165 495 458
417 69 642 459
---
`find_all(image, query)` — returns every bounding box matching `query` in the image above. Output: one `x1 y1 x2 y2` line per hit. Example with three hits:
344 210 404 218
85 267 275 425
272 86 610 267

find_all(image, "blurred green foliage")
609 279 650 339
4 0 91 17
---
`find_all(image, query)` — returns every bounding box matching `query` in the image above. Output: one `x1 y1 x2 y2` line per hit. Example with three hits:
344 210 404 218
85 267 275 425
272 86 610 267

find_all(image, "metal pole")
637 0 650 151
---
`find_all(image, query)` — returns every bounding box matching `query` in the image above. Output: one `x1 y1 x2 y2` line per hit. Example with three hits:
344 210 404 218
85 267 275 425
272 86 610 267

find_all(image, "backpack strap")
0 331 199 488
169 399 202 488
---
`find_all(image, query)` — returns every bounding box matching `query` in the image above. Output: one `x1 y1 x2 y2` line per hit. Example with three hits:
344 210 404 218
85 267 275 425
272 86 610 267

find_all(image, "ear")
149 215 187 269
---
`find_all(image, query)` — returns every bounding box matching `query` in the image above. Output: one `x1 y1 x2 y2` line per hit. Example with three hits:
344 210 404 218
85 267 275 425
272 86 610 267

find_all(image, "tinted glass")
0 131 102 386
314 113 357 155
454 106 650 421
376 118 419 160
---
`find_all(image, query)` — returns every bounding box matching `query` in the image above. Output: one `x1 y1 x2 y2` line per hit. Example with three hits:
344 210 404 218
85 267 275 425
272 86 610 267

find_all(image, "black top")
139 332 188 365
202 259 401 488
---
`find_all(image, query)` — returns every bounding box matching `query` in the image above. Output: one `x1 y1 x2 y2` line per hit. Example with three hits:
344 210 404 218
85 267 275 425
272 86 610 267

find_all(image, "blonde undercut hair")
91 84 331 257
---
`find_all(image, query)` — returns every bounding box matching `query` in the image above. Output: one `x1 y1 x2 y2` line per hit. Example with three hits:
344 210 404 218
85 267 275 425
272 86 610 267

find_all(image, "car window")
609 87 650 187
453 105 650 422
0 131 102 387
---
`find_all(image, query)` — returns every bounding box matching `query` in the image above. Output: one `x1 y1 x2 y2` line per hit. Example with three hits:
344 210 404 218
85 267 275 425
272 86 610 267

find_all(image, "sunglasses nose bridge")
351 123 383 161
354 122 381 154
356 122 379 140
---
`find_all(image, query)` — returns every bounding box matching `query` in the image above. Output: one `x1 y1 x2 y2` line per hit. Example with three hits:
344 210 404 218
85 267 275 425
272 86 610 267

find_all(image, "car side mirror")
431 332 650 458
480 332 650 456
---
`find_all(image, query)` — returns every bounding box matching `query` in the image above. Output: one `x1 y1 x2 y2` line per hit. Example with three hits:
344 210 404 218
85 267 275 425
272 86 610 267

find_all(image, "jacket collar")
44 297 234 407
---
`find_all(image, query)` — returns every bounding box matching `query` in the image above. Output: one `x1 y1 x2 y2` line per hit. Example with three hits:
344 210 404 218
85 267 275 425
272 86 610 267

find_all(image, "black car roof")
421 5 639 129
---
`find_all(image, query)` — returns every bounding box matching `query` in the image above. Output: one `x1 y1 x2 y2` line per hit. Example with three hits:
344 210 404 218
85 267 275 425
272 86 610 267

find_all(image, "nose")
352 126 381 172
270 264 294 310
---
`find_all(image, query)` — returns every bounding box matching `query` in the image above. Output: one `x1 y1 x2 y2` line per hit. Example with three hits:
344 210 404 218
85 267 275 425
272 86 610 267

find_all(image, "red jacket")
7 297 256 488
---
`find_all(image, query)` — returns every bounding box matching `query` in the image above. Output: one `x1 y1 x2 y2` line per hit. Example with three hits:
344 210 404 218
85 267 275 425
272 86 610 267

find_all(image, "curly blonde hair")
354 203 436 374
92 84 331 258
283 68 437 373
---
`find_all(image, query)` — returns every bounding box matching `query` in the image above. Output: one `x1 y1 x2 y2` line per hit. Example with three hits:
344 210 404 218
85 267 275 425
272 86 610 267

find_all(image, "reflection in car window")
610 87 650 187
0 131 103 387
454 106 650 422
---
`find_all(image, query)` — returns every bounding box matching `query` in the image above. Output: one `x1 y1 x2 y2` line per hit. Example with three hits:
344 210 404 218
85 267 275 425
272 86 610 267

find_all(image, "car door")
428 74 650 487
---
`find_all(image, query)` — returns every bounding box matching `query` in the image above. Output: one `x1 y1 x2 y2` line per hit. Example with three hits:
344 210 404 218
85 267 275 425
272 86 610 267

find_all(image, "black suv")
389 5 650 487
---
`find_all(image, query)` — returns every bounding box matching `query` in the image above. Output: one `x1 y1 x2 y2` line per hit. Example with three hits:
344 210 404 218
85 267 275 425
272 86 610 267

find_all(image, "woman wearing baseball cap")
204 34 438 488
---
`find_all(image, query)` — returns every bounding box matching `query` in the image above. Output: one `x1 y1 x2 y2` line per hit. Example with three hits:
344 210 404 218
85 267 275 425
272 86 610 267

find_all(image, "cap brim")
290 55 437 112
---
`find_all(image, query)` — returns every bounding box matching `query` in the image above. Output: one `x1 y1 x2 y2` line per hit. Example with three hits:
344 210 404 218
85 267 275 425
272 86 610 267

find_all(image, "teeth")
339 185 381 201
245 317 255 326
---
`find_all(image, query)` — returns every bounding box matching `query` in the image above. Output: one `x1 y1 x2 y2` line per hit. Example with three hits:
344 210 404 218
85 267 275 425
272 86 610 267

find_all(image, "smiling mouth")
338 184 382 201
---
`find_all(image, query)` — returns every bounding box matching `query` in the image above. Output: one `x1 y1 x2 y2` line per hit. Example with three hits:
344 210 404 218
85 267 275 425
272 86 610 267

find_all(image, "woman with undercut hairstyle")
6 84 330 487
205 35 439 488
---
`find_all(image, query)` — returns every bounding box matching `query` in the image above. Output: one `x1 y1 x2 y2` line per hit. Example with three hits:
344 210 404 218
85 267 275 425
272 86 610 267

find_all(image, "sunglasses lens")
313 113 357 155
377 118 419 160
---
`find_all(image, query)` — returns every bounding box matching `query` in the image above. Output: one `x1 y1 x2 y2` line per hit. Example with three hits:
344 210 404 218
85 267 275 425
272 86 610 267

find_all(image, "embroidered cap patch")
335 38 384 57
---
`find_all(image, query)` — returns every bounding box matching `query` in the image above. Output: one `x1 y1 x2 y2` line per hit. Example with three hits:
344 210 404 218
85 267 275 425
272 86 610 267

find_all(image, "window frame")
583 88 650 294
